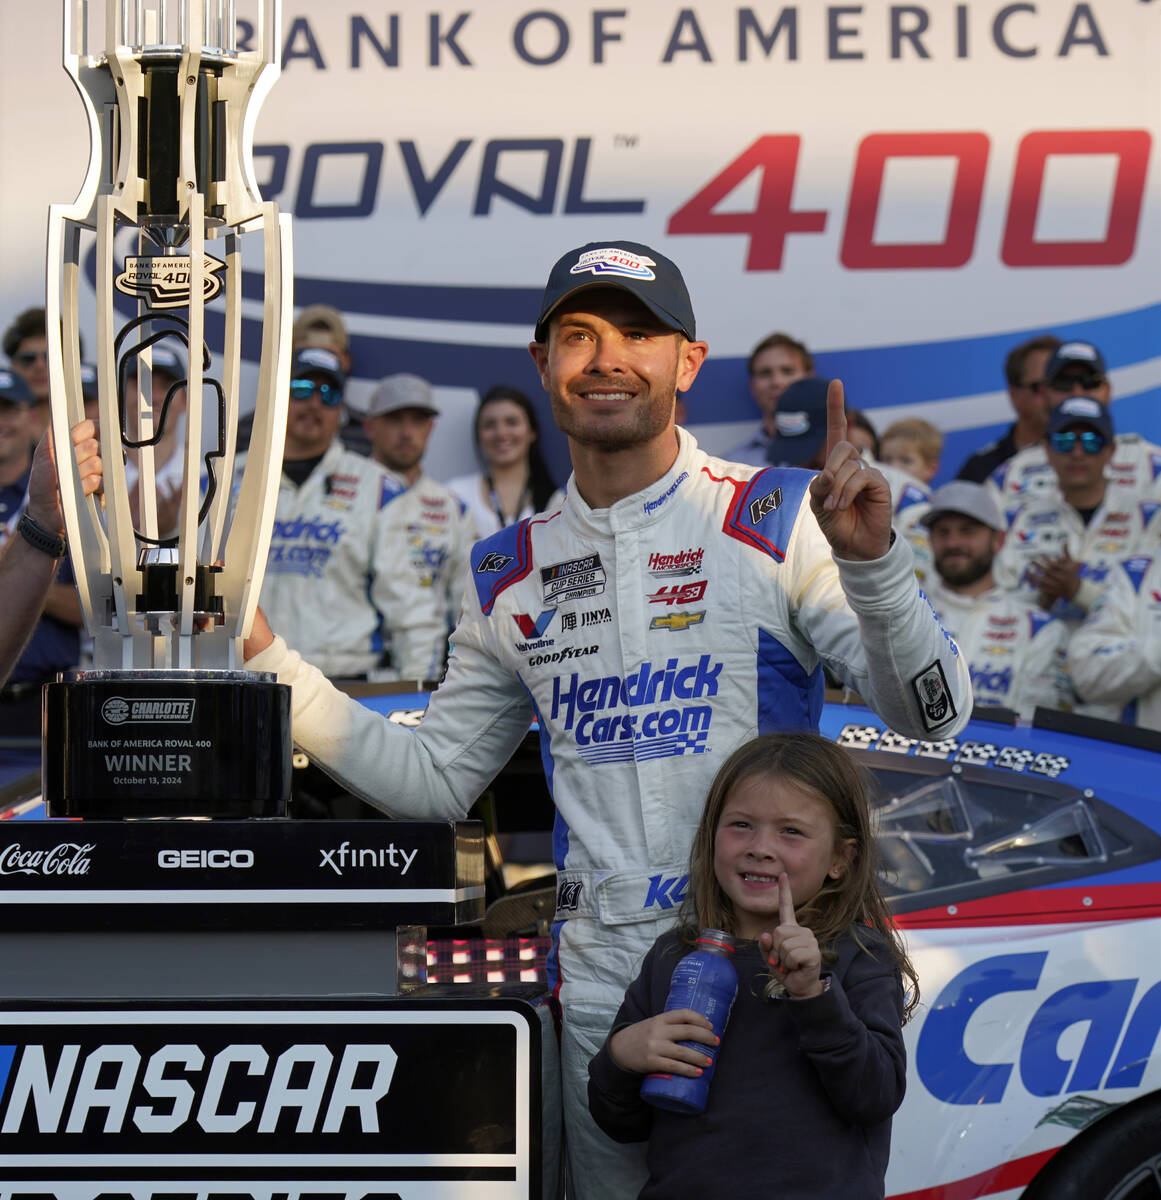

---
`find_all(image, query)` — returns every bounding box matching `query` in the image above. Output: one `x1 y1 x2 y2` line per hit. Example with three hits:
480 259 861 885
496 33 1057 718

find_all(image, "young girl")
587 732 918 1200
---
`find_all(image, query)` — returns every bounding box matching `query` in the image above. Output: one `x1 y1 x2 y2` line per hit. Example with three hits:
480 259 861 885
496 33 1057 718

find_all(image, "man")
0 369 86 742
987 340 1161 505
2 307 51 443
956 334 1060 483
1 422 101 687
723 331 812 465
364 373 474 634
1069 553 1161 728
253 346 445 682
992 397 1159 626
921 481 1071 718
244 241 971 1200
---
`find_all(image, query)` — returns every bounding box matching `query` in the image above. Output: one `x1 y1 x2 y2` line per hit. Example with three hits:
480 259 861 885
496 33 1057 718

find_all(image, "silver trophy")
44 0 292 818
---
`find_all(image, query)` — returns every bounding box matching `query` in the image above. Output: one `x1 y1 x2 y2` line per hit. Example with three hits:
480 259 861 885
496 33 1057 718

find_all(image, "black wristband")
16 511 67 559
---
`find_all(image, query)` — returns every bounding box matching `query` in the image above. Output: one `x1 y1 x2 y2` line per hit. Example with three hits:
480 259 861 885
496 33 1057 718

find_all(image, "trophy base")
43 670 290 819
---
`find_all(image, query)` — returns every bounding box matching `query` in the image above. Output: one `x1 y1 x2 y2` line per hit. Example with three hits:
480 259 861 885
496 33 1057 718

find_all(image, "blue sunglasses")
289 378 343 407
1049 429 1107 455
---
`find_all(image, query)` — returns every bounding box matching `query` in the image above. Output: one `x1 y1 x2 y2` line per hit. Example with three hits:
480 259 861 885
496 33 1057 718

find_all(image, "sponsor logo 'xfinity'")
917 952 1161 1106
0 842 93 877
320 841 419 876
550 655 720 763
102 698 195 726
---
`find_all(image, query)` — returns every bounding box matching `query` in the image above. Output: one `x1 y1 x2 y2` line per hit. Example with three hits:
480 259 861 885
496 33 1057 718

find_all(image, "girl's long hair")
678 732 920 1020
475 385 559 511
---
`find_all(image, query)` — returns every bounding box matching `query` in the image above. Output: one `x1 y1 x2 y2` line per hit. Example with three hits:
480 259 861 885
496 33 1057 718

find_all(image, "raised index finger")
779 872 798 927
824 378 848 462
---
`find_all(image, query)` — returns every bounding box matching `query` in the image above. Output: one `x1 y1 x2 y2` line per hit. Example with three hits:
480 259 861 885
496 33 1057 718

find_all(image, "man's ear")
528 341 550 392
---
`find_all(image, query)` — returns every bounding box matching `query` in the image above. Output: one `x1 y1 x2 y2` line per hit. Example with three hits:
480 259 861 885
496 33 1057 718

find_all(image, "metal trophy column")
43 0 292 817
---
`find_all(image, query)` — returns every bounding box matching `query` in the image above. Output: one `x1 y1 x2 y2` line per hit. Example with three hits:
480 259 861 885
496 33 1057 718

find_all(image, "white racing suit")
922 579 1073 719
986 432 1161 507
256 440 446 680
248 429 971 1200
1069 553 1161 728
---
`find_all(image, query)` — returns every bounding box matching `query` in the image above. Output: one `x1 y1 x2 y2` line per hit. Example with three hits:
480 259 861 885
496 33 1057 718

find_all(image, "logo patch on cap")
1056 341 1100 363
774 411 811 437
571 247 657 281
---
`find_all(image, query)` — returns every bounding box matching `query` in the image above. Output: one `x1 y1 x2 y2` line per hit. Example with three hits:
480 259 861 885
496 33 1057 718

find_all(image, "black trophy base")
43 670 290 819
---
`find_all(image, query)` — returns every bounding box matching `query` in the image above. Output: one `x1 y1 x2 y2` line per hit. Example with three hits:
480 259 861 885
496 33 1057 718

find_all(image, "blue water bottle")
640 929 738 1114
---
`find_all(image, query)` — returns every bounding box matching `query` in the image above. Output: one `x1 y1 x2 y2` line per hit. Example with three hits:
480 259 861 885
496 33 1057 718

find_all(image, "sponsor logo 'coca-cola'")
0 841 94 877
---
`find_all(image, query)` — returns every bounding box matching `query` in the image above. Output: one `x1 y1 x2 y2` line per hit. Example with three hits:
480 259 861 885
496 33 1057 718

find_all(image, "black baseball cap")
1044 340 1107 383
291 346 346 389
533 241 696 343
1046 395 1114 441
0 368 34 405
765 377 830 467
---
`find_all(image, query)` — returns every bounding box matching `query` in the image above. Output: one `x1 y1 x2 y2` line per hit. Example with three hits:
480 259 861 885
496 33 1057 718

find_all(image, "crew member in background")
3 307 52 445
921 481 1072 719
993 397 1160 628
1069 550 1161 728
364 372 474 638
723 331 813 465
252 346 445 683
243 240 972 1200
956 334 1060 483
987 340 1161 506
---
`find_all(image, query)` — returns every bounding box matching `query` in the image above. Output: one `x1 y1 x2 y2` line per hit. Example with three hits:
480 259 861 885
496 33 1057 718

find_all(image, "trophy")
43 0 292 818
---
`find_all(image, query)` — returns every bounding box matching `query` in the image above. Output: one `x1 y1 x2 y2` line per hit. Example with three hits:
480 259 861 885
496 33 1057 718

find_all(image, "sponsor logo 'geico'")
551 655 721 748
158 849 255 869
0 842 93 877
917 952 1159 1105
320 840 419 876
0 1041 396 1135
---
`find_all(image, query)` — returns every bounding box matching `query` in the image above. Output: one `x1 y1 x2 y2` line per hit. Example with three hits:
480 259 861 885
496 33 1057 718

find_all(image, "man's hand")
608 1010 717 1077
25 420 101 535
758 873 824 1000
808 381 893 561
1028 550 1081 610
243 605 275 660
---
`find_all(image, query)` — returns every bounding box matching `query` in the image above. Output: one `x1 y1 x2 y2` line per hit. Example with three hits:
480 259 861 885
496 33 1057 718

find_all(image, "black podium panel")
0 819 484 931
0 993 545 1199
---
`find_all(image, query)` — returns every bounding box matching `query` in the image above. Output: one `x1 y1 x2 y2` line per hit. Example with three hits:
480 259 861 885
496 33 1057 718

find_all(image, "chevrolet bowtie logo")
650 610 706 632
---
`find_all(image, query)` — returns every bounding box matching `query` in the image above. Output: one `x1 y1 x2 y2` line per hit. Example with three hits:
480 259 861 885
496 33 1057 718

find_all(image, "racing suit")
1069 554 1161 728
256 440 445 680
923 578 1072 719
247 428 971 1200
986 432 1161 507
991 490 1161 623
383 468 475 636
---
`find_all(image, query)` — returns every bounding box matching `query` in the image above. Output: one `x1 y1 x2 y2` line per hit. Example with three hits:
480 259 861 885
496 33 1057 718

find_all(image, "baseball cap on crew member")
293 304 350 354
765 376 830 467
365 373 438 419
1044 340 1107 384
79 362 99 400
0 368 34 405
1046 395 1114 441
534 241 696 343
148 345 185 381
291 346 346 390
920 480 1006 532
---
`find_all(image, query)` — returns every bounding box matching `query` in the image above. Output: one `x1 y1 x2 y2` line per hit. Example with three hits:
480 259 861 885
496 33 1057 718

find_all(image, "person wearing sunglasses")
987 339 1161 508
992 398 1161 662
2 306 52 447
251 345 445 687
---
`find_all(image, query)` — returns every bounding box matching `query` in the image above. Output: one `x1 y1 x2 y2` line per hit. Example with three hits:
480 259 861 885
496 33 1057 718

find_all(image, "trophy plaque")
44 0 292 818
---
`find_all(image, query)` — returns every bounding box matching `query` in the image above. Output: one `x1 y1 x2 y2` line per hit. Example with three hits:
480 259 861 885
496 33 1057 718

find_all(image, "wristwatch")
17 511 67 559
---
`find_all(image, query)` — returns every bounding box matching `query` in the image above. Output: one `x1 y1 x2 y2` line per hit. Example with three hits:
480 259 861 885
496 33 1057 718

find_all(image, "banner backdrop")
1 1 1158 483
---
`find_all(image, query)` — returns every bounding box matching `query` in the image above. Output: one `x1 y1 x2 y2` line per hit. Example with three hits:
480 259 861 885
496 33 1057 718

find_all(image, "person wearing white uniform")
993 397 1161 623
363 372 475 638
921 481 1072 719
987 340 1161 507
242 240 972 1200
254 346 444 682
1068 552 1161 728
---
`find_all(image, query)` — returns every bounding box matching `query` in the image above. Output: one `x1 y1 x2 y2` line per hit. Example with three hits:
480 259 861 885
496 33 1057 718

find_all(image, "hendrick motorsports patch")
912 660 956 730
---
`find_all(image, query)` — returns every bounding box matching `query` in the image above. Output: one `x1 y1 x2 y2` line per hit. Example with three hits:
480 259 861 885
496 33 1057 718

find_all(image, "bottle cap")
696 929 735 955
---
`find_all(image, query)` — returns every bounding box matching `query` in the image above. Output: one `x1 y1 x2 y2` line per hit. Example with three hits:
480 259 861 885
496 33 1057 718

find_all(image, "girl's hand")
608 1010 718 1076
759 873 824 1000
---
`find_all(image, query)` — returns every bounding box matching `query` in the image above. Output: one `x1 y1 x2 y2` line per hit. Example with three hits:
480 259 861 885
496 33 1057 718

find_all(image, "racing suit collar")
564 426 700 536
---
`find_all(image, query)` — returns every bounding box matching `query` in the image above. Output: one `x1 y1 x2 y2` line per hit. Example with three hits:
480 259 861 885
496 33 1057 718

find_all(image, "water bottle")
640 929 738 1115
